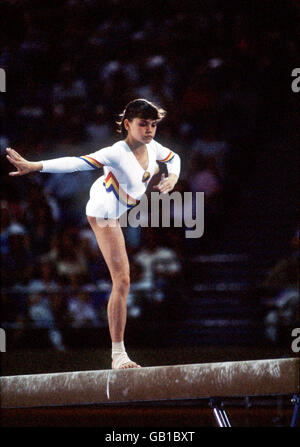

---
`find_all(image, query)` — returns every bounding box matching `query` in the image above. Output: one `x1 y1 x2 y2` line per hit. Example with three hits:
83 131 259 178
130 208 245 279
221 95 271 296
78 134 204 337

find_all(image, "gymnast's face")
125 118 157 145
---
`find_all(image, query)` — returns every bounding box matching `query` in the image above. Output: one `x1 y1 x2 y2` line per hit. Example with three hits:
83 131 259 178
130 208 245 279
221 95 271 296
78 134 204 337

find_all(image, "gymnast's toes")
113 361 141 369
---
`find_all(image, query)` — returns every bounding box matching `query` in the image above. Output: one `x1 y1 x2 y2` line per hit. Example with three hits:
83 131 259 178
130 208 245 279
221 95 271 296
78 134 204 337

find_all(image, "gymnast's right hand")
6 148 42 176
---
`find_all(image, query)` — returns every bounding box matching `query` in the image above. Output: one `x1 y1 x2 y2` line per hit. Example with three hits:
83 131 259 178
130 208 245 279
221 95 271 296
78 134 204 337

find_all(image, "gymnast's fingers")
6 154 17 165
9 170 21 176
158 179 171 193
6 148 22 161
6 154 21 167
6 155 23 175
153 173 166 190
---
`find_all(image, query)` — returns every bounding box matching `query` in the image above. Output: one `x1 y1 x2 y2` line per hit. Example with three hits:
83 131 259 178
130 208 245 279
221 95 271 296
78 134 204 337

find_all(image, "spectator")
263 230 299 343
27 260 59 294
134 228 182 287
27 292 66 351
85 105 111 144
186 153 222 252
23 182 56 255
0 201 11 257
49 229 88 281
2 222 35 288
67 289 100 328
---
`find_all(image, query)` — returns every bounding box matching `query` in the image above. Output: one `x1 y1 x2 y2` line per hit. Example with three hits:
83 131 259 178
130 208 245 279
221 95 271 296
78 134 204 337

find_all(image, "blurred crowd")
1 0 299 346
1 193 185 349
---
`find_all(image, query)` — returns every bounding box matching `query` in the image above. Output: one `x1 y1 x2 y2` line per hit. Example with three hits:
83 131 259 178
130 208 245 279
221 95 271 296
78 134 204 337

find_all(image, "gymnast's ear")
123 118 130 131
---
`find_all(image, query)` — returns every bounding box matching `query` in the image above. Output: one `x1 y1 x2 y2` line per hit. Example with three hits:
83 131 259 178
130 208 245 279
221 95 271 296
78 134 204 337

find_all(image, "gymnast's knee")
112 272 130 294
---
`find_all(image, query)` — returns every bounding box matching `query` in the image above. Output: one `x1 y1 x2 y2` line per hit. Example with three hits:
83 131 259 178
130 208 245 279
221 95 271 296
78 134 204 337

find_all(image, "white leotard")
41 139 181 219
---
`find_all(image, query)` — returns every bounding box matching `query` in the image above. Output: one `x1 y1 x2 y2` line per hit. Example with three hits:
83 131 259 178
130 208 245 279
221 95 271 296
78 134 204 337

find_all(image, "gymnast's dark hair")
117 99 167 137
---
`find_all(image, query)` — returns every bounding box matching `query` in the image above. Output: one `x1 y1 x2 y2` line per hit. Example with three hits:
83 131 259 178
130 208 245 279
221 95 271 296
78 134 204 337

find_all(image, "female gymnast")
6 98 181 369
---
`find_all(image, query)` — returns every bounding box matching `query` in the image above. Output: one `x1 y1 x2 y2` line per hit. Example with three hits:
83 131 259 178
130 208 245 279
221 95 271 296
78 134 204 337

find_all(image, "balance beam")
1 358 299 409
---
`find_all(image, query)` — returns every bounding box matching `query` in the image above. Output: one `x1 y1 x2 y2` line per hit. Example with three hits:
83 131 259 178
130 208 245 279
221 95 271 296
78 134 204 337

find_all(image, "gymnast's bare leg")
87 215 141 369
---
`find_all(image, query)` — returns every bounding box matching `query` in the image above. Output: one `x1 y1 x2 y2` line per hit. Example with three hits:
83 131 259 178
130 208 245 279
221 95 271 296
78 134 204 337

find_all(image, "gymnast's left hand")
153 173 178 194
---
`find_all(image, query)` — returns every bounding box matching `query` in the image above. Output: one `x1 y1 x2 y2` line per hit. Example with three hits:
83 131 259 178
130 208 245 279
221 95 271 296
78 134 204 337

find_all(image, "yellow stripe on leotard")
78 155 104 169
157 151 175 163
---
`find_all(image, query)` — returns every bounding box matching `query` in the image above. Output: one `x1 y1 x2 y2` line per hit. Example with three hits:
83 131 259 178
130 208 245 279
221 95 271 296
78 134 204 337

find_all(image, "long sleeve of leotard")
155 141 181 178
41 146 117 173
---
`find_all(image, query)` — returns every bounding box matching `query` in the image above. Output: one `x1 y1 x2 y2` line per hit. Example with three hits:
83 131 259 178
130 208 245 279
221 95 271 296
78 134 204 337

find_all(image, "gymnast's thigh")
87 216 130 280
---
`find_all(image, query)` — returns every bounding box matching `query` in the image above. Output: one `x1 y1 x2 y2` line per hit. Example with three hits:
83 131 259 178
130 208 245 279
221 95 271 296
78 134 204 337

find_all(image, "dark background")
0 0 299 375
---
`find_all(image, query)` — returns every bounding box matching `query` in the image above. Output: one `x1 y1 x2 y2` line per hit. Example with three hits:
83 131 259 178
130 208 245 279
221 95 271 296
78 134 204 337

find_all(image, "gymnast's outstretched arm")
6 146 114 175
